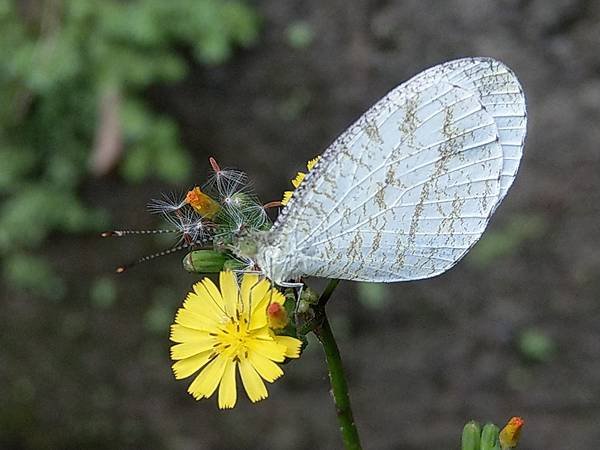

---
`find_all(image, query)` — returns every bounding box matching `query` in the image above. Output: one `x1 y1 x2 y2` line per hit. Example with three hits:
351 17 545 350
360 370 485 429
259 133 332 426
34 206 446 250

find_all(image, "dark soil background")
3 0 600 449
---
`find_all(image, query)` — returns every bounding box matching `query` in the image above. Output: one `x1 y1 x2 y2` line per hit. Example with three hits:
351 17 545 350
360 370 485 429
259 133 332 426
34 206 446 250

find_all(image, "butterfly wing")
270 57 526 282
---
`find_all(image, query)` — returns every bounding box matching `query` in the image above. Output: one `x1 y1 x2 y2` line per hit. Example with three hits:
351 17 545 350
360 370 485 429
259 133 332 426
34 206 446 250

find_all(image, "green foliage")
518 328 556 363
357 282 389 310
145 288 177 334
285 21 315 49
468 213 547 268
90 276 117 309
0 0 260 297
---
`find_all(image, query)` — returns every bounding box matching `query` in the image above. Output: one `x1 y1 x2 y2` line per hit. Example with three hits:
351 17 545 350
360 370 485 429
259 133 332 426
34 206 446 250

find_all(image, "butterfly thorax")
231 230 300 285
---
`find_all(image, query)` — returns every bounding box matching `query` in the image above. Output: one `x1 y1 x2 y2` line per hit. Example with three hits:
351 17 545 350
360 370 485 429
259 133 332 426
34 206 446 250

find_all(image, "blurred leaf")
468 213 547 268
357 282 389 310
90 276 118 309
0 0 259 298
145 288 177 334
279 87 312 121
3 253 66 301
285 21 315 49
518 328 556 363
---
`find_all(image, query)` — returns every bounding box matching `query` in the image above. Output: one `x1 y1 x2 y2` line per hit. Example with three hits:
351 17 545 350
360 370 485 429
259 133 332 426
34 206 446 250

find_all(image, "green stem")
313 279 362 450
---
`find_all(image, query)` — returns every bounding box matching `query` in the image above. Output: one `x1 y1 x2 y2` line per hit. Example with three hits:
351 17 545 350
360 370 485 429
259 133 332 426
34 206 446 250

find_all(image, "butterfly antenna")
101 229 179 237
115 239 209 273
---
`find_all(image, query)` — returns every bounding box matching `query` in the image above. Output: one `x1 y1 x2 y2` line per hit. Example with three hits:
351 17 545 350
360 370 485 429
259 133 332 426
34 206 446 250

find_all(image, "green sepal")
222 258 247 271
481 423 501 450
461 421 481 450
183 250 232 273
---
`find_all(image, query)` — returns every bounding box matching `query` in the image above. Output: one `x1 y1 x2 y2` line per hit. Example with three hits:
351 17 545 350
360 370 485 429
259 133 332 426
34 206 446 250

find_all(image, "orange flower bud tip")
268 302 283 315
499 416 524 448
185 187 220 218
267 302 289 329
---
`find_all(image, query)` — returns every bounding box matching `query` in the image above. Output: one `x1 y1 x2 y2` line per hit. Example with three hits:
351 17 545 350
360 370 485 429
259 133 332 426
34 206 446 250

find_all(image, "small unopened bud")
499 417 524 449
480 423 501 450
267 302 289 329
297 286 319 314
185 187 220 218
183 250 228 273
461 421 481 450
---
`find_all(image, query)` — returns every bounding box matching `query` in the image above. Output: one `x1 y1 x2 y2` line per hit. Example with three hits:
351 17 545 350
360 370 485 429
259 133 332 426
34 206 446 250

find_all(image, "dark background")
2 0 600 449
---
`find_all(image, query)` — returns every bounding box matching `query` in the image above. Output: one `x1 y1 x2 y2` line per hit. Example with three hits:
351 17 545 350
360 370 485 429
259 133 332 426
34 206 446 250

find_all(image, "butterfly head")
230 230 293 285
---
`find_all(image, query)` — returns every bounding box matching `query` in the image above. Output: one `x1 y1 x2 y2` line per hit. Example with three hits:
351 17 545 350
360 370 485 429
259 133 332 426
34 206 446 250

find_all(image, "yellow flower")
185 186 220 219
499 416 524 449
170 272 302 409
281 156 320 206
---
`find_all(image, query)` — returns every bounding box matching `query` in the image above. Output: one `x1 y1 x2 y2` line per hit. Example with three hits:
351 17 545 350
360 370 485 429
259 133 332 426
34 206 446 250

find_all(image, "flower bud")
267 302 289 329
296 286 319 313
481 423 501 450
499 417 524 449
183 250 228 273
461 421 481 450
185 187 220 218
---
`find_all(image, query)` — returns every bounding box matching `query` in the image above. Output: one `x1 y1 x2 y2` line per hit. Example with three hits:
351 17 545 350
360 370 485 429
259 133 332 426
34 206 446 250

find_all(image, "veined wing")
271 58 526 282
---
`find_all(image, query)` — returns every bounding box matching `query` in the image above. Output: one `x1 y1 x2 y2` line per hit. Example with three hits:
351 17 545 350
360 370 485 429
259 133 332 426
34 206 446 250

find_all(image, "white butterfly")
235 57 526 286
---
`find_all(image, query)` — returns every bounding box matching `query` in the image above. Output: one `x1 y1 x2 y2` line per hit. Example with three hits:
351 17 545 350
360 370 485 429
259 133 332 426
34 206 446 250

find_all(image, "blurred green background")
1 0 599 449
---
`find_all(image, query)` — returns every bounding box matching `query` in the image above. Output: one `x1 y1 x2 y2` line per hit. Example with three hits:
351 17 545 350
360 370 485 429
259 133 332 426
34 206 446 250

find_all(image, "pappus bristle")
206 157 250 201
147 191 187 215
164 206 213 244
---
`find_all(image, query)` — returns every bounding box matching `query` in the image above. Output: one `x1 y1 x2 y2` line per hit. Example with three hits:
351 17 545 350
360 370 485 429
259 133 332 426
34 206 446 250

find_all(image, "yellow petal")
170 324 210 344
191 281 226 320
248 351 283 382
306 156 320 171
281 191 293 206
219 271 239 318
217 360 238 409
291 172 305 188
239 358 268 403
249 326 272 340
249 286 281 330
187 355 227 400
171 340 216 360
247 339 286 363
201 278 226 314
269 289 286 305
247 278 270 319
274 335 303 359
249 307 268 330
182 295 220 325
172 351 213 379
240 273 260 314
175 308 215 331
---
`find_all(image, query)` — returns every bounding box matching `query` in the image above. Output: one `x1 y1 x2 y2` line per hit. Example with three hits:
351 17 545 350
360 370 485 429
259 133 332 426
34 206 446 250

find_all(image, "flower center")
215 317 251 359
